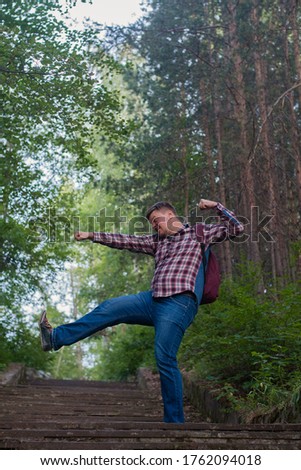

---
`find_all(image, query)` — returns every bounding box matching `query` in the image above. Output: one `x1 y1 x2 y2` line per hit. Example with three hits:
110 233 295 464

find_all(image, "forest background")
1 0 301 421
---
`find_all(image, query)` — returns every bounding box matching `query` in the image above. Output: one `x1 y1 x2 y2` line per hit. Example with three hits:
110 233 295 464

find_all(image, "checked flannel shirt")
93 203 244 301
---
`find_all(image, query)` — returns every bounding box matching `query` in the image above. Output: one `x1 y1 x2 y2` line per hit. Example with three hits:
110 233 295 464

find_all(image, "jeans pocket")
169 295 190 309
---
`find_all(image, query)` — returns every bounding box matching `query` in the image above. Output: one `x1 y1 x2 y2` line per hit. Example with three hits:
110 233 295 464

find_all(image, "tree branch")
248 81 301 164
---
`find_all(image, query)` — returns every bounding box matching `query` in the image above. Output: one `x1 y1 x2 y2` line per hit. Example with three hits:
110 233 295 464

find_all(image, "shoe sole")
39 310 52 351
39 310 47 326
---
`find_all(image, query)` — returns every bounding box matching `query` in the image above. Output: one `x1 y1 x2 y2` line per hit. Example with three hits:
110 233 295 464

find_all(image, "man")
39 198 244 423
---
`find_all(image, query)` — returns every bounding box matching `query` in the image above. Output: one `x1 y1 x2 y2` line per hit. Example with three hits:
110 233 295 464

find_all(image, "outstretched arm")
74 231 156 256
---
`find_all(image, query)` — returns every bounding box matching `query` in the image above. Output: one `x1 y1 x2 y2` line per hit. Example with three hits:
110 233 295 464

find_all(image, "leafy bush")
179 278 301 417
0 308 53 372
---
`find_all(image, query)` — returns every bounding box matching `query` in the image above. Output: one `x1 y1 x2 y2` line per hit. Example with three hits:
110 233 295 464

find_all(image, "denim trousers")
52 290 199 423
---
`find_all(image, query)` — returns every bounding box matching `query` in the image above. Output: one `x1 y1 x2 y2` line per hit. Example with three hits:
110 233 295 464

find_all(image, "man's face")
148 208 177 237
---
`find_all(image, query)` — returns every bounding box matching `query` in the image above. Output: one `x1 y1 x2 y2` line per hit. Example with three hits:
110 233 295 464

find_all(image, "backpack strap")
196 223 209 274
201 243 208 272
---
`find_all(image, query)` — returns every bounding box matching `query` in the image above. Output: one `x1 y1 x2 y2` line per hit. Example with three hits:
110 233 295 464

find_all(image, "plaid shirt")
93 203 244 298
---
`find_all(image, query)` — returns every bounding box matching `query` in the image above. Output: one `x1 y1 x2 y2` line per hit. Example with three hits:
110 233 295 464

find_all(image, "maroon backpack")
196 224 221 304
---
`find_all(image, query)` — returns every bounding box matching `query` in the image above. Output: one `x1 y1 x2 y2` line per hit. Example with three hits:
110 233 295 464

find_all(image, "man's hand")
74 231 93 241
198 199 218 210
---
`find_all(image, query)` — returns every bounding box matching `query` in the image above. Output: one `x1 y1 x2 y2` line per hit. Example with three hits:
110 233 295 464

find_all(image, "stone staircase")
0 372 300 449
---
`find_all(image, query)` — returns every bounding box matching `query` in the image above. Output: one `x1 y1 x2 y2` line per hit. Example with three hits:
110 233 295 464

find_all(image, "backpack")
196 224 221 304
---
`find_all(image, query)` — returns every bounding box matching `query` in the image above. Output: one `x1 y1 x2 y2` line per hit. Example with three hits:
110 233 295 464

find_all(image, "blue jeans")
52 290 198 423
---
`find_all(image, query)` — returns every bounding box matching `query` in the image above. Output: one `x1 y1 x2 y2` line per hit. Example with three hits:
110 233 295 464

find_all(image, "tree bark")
251 1 284 283
199 77 226 275
180 86 190 219
227 0 262 277
70 269 84 377
282 13 300 280
212 96 233 277
199 79 216 198
289 0 301 209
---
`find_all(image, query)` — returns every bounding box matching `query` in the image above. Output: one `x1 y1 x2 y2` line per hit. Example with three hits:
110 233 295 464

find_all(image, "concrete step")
0 378 300 450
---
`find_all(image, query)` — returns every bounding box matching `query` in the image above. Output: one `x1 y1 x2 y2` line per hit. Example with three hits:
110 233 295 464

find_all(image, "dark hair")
145 201 177 220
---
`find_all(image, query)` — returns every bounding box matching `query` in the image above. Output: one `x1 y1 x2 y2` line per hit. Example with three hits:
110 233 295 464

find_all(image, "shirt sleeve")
92 232 156 256
196 202 244 245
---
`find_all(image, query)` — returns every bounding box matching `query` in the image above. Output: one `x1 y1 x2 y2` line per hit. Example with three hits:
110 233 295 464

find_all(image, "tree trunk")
70 269 83 377
180 86 190 219
181 138 190 219
251 1 284 283
212 96 233 277
199 79 216 198
199 77 226 275
290 0 301 210
282 15 300 280
227 0 262 278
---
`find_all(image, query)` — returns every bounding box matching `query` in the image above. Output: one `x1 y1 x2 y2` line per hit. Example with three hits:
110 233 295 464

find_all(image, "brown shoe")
39 311 53 351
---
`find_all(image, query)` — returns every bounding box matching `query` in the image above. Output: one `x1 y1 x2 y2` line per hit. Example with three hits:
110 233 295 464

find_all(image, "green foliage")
0 0 131 373
1 0 130 308
179 275 301 416
50 344 87 380
88 325 156 381
0 308 53 371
